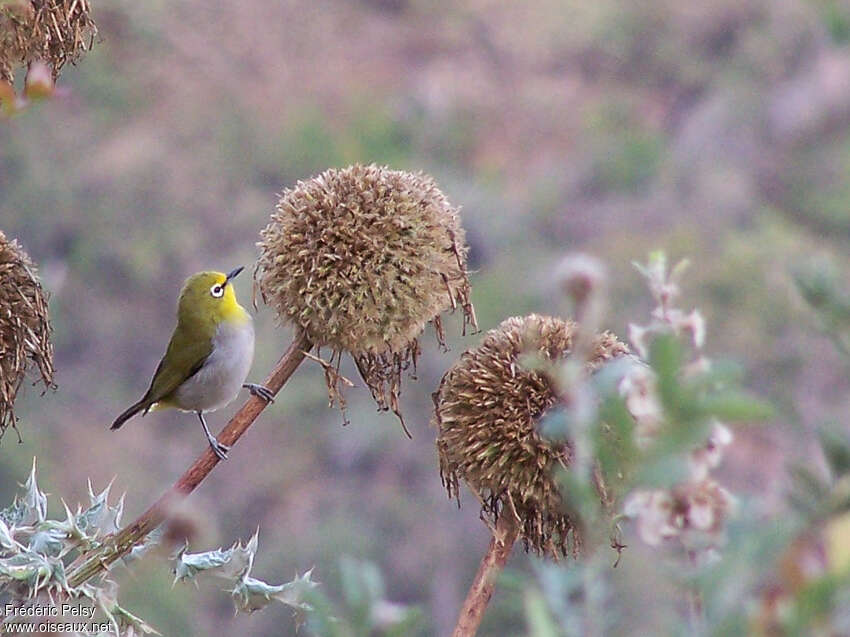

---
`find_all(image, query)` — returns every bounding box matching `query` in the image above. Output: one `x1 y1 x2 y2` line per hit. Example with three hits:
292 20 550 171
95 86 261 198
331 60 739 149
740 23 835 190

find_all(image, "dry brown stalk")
451 513 520 637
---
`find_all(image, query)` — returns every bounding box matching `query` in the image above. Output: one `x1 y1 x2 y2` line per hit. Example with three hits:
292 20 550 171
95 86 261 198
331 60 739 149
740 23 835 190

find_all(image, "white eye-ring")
210 284 224 298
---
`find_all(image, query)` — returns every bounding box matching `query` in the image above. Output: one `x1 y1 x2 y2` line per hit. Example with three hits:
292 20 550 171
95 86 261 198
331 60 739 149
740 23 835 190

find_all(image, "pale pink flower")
676 478 735 550
624 490 679 546
627 323 650 359
689 422 734 480
619 364 663 445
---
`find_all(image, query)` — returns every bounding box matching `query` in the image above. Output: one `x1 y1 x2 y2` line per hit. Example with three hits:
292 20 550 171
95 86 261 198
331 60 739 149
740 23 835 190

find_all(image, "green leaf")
782 573 850 634
649 334 698 423
632 452 691 490
698 392 773 423
27 529 65 557
0 518 16 551
0 552 64 597
0 554 47 583
379 603 424 637
340 556 384 627
524 589 560 637
22 459 47 525
124 526 163 564
230 569 319 629
787 464 830 516
688 360 745 390
108 603 162 635
173 531 257 584
0 494 30 528
332 557 423 634
539 408 570 441
820 427 850 477
670 258 691 282
77 480 124 537
594 395 637 487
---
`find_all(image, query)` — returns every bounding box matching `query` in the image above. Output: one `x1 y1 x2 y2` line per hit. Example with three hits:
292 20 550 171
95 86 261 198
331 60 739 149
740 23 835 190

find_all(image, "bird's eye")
210 284 224 298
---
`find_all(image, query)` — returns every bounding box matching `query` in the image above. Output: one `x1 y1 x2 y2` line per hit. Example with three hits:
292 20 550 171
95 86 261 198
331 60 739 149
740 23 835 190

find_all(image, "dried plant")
255 163 476 429
0 229 54 442
0 0 97 84
435 314 628 559
68 165 476 597
0 461 318 636
513 253 773 637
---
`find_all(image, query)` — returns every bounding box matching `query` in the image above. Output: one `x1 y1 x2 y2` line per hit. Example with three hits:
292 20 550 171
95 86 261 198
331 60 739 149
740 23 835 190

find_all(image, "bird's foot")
244 383 275 403
209 437 230 460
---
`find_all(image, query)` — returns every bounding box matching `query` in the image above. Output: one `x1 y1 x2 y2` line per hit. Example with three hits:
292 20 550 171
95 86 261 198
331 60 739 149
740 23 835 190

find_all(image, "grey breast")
173 319 255 412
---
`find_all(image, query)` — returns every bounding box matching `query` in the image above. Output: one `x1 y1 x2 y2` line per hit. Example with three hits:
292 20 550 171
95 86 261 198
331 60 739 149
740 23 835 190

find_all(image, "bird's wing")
142 324 214 405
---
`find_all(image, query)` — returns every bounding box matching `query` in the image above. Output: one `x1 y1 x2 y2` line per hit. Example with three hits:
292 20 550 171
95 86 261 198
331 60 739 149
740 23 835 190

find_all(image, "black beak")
224 266 244 286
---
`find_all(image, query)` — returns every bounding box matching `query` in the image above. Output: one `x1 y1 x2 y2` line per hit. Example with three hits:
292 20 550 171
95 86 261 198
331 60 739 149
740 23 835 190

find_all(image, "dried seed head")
255 164 476 426
435 314 628 559
0 230 55 442
0 0 98 84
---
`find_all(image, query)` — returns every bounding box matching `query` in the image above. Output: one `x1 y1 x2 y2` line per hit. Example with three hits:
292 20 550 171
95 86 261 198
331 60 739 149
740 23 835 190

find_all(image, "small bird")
110 267 273 459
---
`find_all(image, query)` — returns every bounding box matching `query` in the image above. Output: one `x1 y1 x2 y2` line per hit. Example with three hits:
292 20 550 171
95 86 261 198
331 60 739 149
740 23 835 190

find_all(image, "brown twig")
66 330 313 588
451 512 520 637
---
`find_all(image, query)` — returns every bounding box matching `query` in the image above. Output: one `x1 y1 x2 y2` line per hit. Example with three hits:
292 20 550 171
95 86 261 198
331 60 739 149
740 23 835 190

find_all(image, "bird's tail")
110 399 150 430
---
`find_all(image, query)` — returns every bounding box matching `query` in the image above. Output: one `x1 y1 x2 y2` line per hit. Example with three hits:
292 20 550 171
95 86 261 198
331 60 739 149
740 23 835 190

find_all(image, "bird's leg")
197 411 229 460
243 383 275 403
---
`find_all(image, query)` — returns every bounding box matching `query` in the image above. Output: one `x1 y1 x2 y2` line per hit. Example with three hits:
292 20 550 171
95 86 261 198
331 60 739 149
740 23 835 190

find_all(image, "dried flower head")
554 253 606 327
0 0 97 84
0 230 55 442
435 314 628 558
255 164 476 426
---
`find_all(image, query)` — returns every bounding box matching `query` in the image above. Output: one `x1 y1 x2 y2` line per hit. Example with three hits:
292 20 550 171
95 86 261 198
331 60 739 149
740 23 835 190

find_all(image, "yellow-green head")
177 267 250 336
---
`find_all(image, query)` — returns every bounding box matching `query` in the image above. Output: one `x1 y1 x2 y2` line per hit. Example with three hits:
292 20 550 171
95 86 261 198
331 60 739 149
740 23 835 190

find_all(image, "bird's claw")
210 439 230 460
244 383 275 403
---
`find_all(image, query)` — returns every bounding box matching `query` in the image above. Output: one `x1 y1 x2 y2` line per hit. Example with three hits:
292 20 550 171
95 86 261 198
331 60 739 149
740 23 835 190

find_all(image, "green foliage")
277 110 345 179
0 462 325 636
545 276 768 508
787 132 850 235
303 557 423 637
0 463 425 636
816 0 850 43
272 104 415 184
794 257 850 358
522 253 850 637
67 48 139 119
644 334 770 449
6 1 850 632
584 104 666 194
0 460 150 636
173 530 318 623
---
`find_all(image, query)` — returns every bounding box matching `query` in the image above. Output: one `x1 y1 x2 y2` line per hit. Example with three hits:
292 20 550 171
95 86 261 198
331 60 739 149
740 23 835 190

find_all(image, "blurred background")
3 0 850 634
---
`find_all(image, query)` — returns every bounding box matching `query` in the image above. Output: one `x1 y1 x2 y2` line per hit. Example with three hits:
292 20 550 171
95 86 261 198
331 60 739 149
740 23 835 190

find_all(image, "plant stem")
67 330 313 588
451 513 520 637
686 550 705 636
